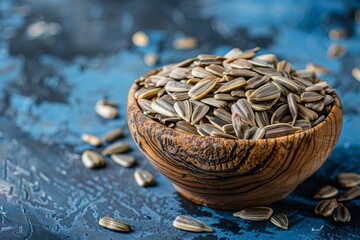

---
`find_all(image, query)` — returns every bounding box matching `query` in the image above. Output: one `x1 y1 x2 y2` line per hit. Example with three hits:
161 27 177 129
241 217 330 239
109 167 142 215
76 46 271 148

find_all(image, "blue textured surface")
0 0 359 239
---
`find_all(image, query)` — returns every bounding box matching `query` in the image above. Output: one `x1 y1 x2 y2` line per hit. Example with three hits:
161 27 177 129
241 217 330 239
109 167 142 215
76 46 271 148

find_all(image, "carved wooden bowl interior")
127 84 343 210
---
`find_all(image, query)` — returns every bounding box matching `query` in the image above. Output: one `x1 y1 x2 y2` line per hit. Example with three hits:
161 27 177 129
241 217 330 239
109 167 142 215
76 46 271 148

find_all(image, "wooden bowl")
127 84 343 210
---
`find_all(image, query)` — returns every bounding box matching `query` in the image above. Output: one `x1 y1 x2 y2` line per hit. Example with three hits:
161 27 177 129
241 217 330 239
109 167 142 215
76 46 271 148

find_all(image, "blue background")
0 0 359 239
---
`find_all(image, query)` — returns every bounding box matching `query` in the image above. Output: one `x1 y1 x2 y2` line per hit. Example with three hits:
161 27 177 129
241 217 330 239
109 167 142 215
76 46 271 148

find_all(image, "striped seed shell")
210 131 237 139
102 142 130 156
200 98 227 108
224 48 243 58
214 108 232 124
315 199 338 217
205 64 225 77
206 115 228 130
151 99 177 117
229 58 252 69
174 100 192 122
336 172 360 188
165 81 193 92
175 121 199 135
338 187 360 202
188 78 218 100
231 90 246 97
333 203 351 223
248 83 281 102
255 111 270 128
191 67 214 78
224 69 258 78
169 67 191 79
95 100 118 119
287 93 298 125
271 76 300 93
271 104 289 124
215 77 246 93
214 93 238 101
232 99 256 126
298 105 318 122
135 87 161 100
300 92 324 103
222 123 235 135
270 214 289 230
102 129 124 142
99 217 131 232
263 123 302 139
244 75 270 90
314 185 338 199
233 207 273 221
294 119 311 131
191 104 210 125
173 215 213 233
81 134 102 147
232 113 250 139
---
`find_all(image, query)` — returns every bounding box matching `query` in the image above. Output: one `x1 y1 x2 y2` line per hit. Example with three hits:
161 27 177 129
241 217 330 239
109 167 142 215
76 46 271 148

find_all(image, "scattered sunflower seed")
314 199 338 217
336 172 360 188
102 129 124 142
233 207 273 221
111 154 136 168
81 134 102 147
329 28 346 40
102 142 130 156
327 44 346 59
173 37 198 50
173 215 213 233
351 67 360 82
99 217 131 232
95 100 118 119
333 203 351 223
132 31 149 47
270 214 289 230
144 53 158 67
82 150 105 169
314 185 338 199
134 169 156 187
338 186 360 202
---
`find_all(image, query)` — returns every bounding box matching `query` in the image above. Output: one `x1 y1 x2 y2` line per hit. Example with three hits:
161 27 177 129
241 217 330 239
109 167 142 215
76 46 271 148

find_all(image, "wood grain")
127 84 343 210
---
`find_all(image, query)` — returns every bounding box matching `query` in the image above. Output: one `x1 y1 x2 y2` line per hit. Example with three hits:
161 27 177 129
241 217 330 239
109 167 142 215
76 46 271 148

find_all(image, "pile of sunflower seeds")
314 172 360 223
134 47 336 139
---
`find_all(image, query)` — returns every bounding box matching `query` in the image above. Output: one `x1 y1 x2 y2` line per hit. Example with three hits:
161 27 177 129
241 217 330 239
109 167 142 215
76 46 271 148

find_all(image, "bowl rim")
128 82 342 143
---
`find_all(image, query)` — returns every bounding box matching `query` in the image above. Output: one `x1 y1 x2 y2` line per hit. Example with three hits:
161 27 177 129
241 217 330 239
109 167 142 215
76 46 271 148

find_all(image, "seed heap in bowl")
134 47 336 139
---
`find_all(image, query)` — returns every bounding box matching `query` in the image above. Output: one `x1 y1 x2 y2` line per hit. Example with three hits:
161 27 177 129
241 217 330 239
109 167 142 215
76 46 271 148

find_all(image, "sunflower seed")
229 58 252 69
232 113 250 139
314 185 338 199
206 115 228 130
271 104 289 124
336 172 360 188
99 217 131 232
305 63 329 76
301 92 324 103
286 93 298 125
135 87 161 99
263 123 302 138
248 58 273 68
224 69 258 77
198 123 221 135
249 97 279 111
233 207 273 221
134 169 156 187
232 99 256 126
175 121 199 134
81 134 102 147
338 187 360 202
95 100 118 119
311 115 326 127
352 67 360 82
244 75 270 90
102 142 130 156
102 129 124 142
132 31 149 47
82 150 105 169
191 67 214 78
256 54 278 64
165 81 192 92
270 214 288 230
173 37 198 50
222 124 235 135
327 43 346 59
110 154 136 168
333 203 351 223
224 48 243 58
277 60 292 73
205 64 225 77
254 111 270 128
214 108 232 124
188 78 218 100
294 119 311 131
151 99 177 117
298 105 318 121
200 98 227 108
315 198 338 217
215 77 246 93
169 67 191 79
271 76 300 93
231 90 246 97
173 215 213 233
174 100 192 122
315 199 338 217
214 93 238 101
191 104 210 125
248 83 281 102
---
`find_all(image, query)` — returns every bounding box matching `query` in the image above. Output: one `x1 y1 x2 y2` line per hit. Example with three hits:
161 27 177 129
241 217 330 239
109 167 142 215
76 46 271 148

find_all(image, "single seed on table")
188 78 218 100
314 185 338 199
102 129 124 142
329 28 346 40
333 203 351 223
327 43 346 59
336 172 360 188
351 67 360 82
305 63 329 76
134 169 156 187
102 142 130 156
95 100 118 119
132 31 149 47
82 150 105 169
270 214 289 230
144 53 158 67
173 37 198 50
81 134 102 147
111 154 136 168
99 216 131 232
233 207 273 221
191 104 210 125
338 186 360 202
314 199 338 217
173 215 213 233
174 100 192 122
